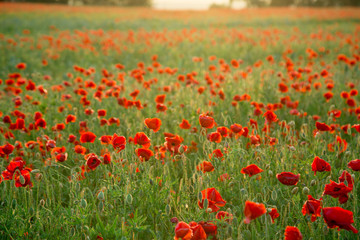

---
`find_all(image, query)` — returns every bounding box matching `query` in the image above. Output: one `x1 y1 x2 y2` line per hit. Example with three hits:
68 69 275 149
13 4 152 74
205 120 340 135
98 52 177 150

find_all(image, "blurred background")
1 0 359 10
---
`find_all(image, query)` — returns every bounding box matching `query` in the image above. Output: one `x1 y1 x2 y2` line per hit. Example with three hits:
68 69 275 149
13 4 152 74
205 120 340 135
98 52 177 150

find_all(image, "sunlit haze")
153 0 246 10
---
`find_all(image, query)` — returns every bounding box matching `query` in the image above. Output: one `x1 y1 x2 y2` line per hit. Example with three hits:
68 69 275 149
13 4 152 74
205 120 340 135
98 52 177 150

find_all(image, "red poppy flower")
244 201 266 224
133 132 151 148
136 148 154 162
230 123 242 133
74 145 86 154
14 168 32 188
196 161 214 173
276 172 300 186
99 135 112 145
198 188 226 213
16 63 26 70
241 164 263 177
311 156 331 175
174 221 192 240
315 122 331 131
322 207 358 233
197 221 217 238
199 114 215 129
323 171 353 204
268 208 280 223
80 132 96 143
65 114 76 124
301 195 322 222
111 134 126 153
284 226 303 240
216 211 233 223
263 111 278 124
352 124 360 133
179 119 191 129
144 118 162 132
207 132 222 143
348 159 360 171
86 153 101 170
217 126 229 137
189 222 207 240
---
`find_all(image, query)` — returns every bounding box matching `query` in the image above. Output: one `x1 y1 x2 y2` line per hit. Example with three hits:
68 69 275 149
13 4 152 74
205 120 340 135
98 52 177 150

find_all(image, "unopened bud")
302 187 310 195
291 187 299 195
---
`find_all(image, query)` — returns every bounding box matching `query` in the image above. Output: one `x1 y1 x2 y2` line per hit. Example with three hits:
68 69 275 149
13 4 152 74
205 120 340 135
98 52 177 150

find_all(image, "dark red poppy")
99 135 112 145
323 171 353 204
322 207 358 233
276 172 300 186
268 208 280 223
65 114 76 124
315 122 331 131
241 164 263 177
311 156 331 175
199 114 215 129
86 153 101 170
284 226 303 240
348 159 360 171
80 132 96 143
301 195 322 222
144 118 162 132
14 168 32 188
198 188 226 213
244 201 266 224
230 123 242 133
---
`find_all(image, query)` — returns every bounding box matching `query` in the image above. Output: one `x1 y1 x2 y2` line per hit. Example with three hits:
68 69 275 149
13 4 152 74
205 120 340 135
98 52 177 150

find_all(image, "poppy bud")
265 164 270 170
302 187 310 195
203 198 209 210
291 187 299 195
98 201 104 212
271 190 277 201
288 121 295 127
70 228 75 236
97 191 104 201
81 199 87 208
289 146 296 151
198 191 203 201
229 181 235 187
170 217 178 223
11 199 17 209
29 207 34 216
206 208 213 213
126 194 133 205
83 225 89 232
178 145 185 154
19 175 25 185
345 151 351 156
268 170 273 177
165 204 171 215
31 169 40 173
310 179 316 186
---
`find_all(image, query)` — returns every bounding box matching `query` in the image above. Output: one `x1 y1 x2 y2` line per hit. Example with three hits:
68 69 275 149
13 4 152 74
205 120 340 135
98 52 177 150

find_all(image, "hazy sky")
153 0 246 10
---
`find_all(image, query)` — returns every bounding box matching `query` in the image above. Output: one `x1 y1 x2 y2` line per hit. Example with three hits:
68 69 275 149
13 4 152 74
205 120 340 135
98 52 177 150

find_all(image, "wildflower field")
1 3 360 239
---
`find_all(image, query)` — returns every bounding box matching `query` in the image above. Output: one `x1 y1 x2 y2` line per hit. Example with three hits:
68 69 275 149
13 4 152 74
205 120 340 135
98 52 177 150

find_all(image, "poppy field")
1 3 360 239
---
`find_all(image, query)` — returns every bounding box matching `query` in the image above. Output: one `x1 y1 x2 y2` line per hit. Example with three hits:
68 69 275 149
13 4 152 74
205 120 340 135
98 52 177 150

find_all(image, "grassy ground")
1 3 360 239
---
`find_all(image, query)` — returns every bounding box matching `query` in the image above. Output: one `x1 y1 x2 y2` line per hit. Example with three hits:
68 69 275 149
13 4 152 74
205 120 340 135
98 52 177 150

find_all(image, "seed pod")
97 191 104 201
302 187 310 195
98 201 104 212
271 190 277 201
126 194 133 205
310 179 316 186
165 204 171 215
81 199 87 208
203 198 209 210
11 199 17 209
291 187 299 195
19 175 25 185
198 191 203 201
